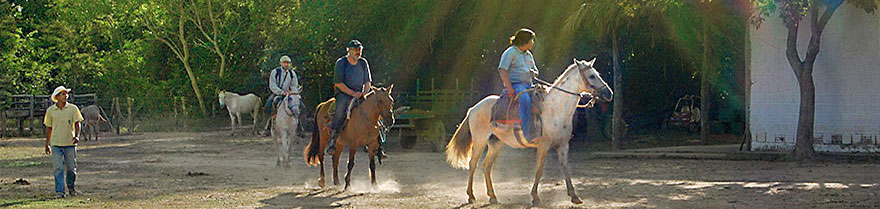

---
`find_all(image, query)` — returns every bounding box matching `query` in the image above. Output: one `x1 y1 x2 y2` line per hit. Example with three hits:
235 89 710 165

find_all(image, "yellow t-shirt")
43 103 84 147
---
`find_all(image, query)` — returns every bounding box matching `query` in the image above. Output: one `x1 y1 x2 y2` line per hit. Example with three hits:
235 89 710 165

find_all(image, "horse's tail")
304 100 327 167
446 112 473 169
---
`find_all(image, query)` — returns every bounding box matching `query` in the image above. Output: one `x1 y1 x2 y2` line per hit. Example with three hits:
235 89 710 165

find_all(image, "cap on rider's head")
347 40 363 49
280 56 291 63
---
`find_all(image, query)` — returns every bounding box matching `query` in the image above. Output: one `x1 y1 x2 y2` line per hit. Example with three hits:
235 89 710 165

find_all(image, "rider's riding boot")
262 114 276 136
326 129 339 155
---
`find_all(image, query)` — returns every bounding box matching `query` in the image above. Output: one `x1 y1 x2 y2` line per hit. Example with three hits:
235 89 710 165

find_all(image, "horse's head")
370 85 395 127
281 94 302 116
574 57 613 102
218 91 227 106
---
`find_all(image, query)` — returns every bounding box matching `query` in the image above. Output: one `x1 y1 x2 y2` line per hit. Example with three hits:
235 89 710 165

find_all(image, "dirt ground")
1 131 879 209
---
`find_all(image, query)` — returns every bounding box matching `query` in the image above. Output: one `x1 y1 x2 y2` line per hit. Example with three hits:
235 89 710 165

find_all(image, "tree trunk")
741 14 752 151
792 68 816 158
786 2 840 159
177 10 207 116
611 32 625 150
700 18 711 143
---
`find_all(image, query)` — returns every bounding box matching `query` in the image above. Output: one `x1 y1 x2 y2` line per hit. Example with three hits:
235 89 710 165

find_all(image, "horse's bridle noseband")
534 64 601 99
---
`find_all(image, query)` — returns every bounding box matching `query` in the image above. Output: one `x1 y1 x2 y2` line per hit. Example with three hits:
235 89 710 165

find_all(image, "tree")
188 0 240 78
751 0 877 158
138 0 208 116
567 0 679 150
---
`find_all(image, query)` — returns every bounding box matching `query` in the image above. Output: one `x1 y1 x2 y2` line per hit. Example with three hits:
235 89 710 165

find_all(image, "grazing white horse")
273 93 302 168
446 58 614 205
218 91 262 135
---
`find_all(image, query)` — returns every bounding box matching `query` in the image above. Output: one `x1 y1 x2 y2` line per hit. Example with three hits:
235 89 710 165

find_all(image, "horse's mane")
549 63 580 90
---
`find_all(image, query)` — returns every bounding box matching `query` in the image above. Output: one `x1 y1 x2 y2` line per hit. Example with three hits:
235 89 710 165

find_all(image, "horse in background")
81 105 113 141
218 91 261 135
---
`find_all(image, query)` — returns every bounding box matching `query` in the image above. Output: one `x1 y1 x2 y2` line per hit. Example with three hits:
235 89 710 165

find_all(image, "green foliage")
2 0 749 131
751 0 878 28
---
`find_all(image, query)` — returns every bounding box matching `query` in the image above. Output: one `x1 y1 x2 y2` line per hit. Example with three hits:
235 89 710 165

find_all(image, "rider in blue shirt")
497 28 540 141
326 40 387 159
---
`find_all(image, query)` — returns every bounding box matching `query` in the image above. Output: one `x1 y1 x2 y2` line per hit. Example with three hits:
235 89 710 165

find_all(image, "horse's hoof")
489 197 498 204
532 198 541 206
467 197 476 204
571 196 583 204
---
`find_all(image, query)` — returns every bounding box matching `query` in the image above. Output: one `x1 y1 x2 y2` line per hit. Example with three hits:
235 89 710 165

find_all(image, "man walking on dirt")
326 40 388 159
44 86 84 198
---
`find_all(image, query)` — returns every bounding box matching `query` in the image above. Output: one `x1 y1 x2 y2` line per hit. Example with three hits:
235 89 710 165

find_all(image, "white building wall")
749 4 880 152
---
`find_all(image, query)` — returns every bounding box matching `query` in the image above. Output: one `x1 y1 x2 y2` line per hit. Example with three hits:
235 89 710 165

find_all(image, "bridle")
533 64 608 105
282 93 301 116
356 91 395 131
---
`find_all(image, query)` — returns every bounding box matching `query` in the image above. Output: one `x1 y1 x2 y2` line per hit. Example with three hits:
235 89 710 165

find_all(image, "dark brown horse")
304 86 394 189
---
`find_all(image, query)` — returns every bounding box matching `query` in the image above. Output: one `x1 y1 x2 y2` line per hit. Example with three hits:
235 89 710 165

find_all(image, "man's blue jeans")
50 146 76 194
512 83 533 139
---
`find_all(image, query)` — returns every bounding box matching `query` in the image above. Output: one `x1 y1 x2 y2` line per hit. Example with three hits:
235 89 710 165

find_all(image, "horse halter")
535 64 596 98
356 91 395 129
283 93 301 116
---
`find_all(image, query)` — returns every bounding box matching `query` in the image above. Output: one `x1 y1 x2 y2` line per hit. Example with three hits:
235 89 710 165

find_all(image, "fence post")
180 97 187 129
113 97 121 134
28 95 34 135
127 97 133 134
174 97 179 132
1 111 5 138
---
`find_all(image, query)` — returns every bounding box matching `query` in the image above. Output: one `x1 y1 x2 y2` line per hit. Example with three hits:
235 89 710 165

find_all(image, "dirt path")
1 131 878 208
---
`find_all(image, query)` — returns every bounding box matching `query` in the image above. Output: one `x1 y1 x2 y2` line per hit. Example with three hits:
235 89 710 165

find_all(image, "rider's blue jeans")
512 83 533 138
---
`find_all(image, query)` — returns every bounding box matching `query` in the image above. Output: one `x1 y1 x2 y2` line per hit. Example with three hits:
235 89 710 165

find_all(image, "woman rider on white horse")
498 28 540 141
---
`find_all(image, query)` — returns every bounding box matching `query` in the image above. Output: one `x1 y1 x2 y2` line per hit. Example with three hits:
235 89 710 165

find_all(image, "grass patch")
2 160 45 168
0 196 89 208
0 147 43 161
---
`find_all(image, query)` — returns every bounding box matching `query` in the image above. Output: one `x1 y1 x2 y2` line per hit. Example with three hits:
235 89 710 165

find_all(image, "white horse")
218 91 262 135
446 58 613 205
273 93 302 168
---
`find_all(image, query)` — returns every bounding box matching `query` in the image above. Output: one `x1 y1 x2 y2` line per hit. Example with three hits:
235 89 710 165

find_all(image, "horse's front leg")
343 147 357 190
236 113 243 133
556 143 582 204
368 144 377 187
531 144 551 205
229 112 236 135
282 132 291 168
274 134 282 167
332 146 342 185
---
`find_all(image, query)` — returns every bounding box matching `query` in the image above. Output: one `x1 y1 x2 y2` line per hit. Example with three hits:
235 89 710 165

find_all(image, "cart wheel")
422 120 447 152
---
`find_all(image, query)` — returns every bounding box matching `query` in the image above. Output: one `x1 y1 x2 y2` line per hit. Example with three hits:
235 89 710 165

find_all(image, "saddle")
326 96 365 131
490 85 545 139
